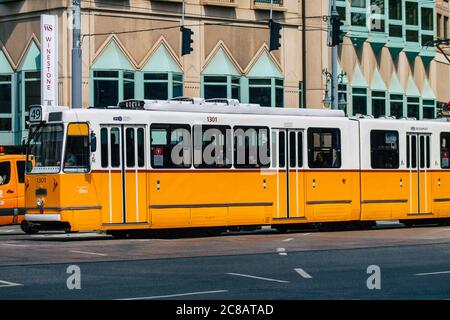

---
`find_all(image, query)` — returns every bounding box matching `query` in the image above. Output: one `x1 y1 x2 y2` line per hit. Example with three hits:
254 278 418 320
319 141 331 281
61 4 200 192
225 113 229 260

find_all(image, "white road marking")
70 250 108 257
30 233 101 238
0 229 14 233
1 243 28 247
277 248 287 255
227 273 290 283
295 268 313 279
303 233 311 236
118 290 228 300
0 280 23 288
282 238 294 242
415 271 450 276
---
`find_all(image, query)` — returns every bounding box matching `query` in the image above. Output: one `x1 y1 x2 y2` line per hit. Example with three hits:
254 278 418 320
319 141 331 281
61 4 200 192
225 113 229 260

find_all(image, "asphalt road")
1 223 450 300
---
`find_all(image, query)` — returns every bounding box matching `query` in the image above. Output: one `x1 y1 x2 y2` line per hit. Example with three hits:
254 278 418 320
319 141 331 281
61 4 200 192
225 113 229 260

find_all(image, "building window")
371 19 385 32
422 99 435 119
370 0 384 14
407 97 420 119
352 87 367 115
23 71 41 129
255 0 282 4
445 16 449 39
144 73 183 100
249 78 284 108
437 14 442 38
390 94 404 118
123 72 135 101
372 91 386 118
421 8 433 31
0 74 12 132
351 0 366 8
203 76 240 100
405 2 418 25
338 83 348 114
93 70 136 108
93 71 119 108
337 6 347 21
389 0 402 20
351 12 367 27
421 34 434 46
389 24 402 37
406 30 419 42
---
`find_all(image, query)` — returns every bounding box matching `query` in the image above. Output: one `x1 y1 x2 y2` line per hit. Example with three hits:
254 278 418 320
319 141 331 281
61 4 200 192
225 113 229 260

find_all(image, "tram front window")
27 124 64 174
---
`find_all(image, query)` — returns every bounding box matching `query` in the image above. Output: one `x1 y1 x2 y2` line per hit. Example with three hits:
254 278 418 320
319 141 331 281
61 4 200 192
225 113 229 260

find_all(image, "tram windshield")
27 124 64 174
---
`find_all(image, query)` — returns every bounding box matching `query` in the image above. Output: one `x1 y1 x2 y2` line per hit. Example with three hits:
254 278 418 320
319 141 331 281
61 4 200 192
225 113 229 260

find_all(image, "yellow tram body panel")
26 174 102 231
0 154 26 226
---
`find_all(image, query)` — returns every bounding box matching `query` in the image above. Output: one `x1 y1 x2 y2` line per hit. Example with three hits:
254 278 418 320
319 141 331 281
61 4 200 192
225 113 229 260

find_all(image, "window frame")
91 70 136 108
144 72 184 100
193 125 232 169
63 122 91 174
248 77 284 108
0 74 13 132
440 132 450 169
150 123 192 170
307 127 342 169
233 126 271 169
370 130 400 170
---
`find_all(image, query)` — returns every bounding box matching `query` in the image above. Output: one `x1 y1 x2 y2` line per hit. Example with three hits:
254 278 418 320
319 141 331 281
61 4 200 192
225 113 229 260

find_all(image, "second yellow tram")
22 99 450 236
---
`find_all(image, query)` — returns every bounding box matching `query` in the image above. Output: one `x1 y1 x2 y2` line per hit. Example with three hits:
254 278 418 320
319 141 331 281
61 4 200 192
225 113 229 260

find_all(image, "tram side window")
194 125 232 169
0 162 11 185
137 128 145 168
111 128 121 168
279 131 286 168
308 128 341 168
234 126 270 168
441 133 450 169
126 128 135 168
151 124 191 169
370 130 399 169
101 128 108 168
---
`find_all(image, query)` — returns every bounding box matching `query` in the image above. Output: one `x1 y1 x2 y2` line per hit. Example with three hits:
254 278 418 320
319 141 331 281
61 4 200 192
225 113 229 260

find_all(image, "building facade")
0 0 449 147
328 0 450 119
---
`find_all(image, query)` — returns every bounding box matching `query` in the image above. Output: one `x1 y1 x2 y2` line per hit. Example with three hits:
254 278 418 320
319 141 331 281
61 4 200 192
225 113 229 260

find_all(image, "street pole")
72 0 82 109
331 0 338 110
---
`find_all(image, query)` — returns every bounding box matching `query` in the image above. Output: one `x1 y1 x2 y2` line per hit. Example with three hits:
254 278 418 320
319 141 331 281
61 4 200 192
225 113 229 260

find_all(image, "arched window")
91 41 135 108
202 47 241 100
246 50 284 107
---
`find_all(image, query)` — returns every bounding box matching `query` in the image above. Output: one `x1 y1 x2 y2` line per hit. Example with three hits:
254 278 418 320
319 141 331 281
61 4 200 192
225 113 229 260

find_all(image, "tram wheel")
274 225 288 233
20 221 39 235
109 231 130 239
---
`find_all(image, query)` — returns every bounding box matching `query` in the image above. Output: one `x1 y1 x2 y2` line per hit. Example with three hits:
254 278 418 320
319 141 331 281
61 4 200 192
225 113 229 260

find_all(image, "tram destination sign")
118 100 145 110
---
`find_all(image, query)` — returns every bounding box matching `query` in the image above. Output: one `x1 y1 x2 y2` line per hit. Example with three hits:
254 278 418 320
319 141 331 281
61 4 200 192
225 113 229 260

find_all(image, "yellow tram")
22 99 450 236
0 147 27 226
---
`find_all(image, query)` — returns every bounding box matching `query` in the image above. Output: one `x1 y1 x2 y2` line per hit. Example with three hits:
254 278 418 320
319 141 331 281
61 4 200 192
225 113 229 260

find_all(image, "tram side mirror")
90 132 97 153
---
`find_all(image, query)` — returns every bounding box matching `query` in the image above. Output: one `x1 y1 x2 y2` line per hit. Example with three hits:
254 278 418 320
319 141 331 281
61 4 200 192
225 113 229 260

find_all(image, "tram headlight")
37 197 44 208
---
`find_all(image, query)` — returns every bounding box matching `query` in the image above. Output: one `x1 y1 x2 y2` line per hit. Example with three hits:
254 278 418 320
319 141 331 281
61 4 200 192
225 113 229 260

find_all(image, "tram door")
274 129 305 219
406 133 432 215
107 125 147 225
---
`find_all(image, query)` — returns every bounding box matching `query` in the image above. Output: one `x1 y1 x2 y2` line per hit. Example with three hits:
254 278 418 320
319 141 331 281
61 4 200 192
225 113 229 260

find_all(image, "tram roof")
110 99 346 118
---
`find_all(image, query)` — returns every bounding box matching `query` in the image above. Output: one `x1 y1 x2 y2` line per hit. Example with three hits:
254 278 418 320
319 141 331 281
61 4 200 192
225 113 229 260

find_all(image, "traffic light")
331 16 345 47
269 19 282 51
181 26 194 56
